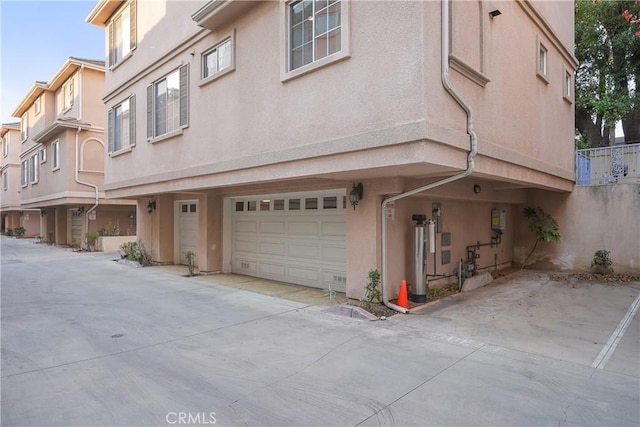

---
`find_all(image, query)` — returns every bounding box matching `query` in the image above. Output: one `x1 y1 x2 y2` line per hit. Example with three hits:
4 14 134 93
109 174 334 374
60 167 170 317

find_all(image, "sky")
0 0 104 123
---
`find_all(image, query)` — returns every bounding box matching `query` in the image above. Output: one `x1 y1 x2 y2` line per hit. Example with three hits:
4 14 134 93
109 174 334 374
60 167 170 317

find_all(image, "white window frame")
2 134 8 157
563 68 573 103
35 96 42 115
2 171 7 191
29 153 39 184
39 147 46 163
201 34 234 85
52 139 60 171
147 65 189 141
108 95 135 154
63 79 74 111
281 0 350 82
21 159 28 186
536 37 549 83
21 113 28 142
109 0 136 68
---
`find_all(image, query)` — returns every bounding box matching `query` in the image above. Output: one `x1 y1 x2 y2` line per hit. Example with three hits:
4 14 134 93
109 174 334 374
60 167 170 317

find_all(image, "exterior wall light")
40 208 46 216
349 182 364 210
473 184 482 194
147 200 156 214
489 8 502 18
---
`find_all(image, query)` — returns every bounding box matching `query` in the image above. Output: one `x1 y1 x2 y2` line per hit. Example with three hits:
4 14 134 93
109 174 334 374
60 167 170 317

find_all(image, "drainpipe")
75 127 99 248
380 0 478 314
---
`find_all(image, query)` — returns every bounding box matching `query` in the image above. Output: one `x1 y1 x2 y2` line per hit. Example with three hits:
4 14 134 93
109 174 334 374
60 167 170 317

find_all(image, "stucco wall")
516 185 640 273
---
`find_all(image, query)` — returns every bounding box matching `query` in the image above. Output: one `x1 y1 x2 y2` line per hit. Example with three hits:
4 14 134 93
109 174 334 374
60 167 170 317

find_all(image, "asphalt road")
1 236 638 426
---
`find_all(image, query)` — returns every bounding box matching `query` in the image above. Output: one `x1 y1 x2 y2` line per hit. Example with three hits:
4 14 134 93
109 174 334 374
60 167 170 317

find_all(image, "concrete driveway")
1 236 638 426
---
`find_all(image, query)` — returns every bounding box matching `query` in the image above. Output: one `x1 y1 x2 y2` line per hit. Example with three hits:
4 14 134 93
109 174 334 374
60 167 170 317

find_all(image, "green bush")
363 269 382 311
592 249 614 274
119 239 152 266
184 250 196 276
85 232 99 251
13 226 25 238
4 228 13 236
98 220 120 236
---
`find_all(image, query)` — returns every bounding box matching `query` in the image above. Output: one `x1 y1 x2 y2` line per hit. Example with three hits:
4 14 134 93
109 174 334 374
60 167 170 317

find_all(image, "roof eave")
86 0 123 27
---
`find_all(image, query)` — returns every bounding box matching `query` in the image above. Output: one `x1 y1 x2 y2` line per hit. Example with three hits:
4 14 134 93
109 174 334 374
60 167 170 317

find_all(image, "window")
260 200 270 211
235 201 244 212
288 198 300 210
109 0 136 67
147 65 189 139
2 134 8 157
2 171 7 191
21 113 28 141
39 147 46 163
30 153 39 183
35 96 41 115
64 80 74 110
247 201 257 211
289 0 342 71
563 69 573 102
202 38 232 79
108 96 135 153
536 38 548 83
21 159 28 186
305 197 318 210
52 140 60 170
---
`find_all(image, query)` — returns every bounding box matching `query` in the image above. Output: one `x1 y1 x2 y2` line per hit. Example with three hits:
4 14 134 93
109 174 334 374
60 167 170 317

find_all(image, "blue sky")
0 1 104 123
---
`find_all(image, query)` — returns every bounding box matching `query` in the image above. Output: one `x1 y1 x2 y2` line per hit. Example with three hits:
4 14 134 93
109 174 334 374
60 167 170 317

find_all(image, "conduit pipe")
75 126 99 248
380 0 478 314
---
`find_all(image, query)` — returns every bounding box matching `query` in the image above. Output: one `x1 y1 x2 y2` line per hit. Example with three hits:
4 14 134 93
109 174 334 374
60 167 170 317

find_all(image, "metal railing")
576 143 640 185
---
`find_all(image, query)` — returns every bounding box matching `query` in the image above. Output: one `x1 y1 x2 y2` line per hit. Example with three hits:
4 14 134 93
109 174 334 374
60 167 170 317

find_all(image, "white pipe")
75 127 99 248
380 0 478 314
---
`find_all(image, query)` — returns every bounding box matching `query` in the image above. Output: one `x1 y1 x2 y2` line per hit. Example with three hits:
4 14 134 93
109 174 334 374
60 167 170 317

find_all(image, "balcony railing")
576 143 640 185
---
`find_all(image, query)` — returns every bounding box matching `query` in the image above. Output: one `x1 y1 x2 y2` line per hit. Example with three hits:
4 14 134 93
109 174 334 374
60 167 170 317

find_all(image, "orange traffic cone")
397 279 409 308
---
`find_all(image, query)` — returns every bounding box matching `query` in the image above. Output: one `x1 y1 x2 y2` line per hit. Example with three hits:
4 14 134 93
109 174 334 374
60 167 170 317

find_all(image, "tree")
575 0 640 146
521 207 561 270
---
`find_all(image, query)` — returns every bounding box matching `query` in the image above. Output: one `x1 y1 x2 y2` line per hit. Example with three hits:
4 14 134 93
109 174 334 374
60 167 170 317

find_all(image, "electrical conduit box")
491 209 506 231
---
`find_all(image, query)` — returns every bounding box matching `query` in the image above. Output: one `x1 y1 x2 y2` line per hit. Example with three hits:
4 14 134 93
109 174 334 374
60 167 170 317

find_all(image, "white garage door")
230 191 347 292
177 201 198 265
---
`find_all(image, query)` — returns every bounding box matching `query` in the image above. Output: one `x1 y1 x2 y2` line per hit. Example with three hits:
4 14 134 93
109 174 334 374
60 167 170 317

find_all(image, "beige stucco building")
87 0 578 300
1 123 40 236
9 57 136 247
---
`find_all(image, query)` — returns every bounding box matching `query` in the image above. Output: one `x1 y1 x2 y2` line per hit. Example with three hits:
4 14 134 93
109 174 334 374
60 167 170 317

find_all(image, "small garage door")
230 191 347 292
177 201 198 265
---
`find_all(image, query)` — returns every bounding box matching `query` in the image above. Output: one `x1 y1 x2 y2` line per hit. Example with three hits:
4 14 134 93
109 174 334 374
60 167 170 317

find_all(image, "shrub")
13 226 25 238
119 239 152 266
98 220 120 236
363 269 382 311
592 249 614 274
85 232 99 251
4 228 13 236
522 207 561 269
184 250 196 276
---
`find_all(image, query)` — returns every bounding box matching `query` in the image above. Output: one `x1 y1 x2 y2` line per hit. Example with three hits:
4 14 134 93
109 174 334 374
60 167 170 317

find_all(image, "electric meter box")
491 209 506 231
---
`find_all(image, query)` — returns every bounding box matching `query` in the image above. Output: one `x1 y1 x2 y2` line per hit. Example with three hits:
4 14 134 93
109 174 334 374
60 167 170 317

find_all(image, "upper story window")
35 96 41 115
289 0 342 71
147 65 189 140
21 113 28 142
2 134 8 157
563 69 573 103
64 80 74 110
52 140 60 171
29 153 39 184
109 0 137 67
2 171 7 191
108 96 135 153
39 147 46 163
536 37 549 83
202 38 232 80
21 159 28 186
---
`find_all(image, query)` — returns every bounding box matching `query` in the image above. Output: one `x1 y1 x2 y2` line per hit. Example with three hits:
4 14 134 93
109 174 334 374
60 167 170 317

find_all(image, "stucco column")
154 194 175 263
54 207 67 245
199 191 222 273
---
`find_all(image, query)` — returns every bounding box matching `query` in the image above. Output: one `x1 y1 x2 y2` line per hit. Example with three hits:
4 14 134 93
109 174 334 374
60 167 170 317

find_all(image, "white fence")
576 143 640 185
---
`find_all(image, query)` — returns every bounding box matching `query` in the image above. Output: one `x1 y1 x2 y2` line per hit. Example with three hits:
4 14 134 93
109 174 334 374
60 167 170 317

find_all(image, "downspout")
75 127 99 248
380 0 478 314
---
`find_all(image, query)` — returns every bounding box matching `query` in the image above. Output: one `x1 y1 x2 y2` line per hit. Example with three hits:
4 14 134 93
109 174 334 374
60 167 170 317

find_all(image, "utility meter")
491 209 506 231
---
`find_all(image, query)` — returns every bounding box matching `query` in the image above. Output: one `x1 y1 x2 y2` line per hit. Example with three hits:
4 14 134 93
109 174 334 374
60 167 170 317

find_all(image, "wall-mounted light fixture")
40 208 46 216
489 8 502 18
473 184 482 194
349 182 364 210
147 200 157 214
78 206 85 214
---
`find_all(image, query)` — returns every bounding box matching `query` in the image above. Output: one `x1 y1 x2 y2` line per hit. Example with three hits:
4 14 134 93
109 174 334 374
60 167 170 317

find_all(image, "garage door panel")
322 243 346 261
260 221 286 234
235 239 258 254
235 221 258 233
322 270 347 292
288 265 320 283
259 241 286 256
288 221 320 236
322 221 346 236
287 242 320 259
234 258 257 273
258 262 286 279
